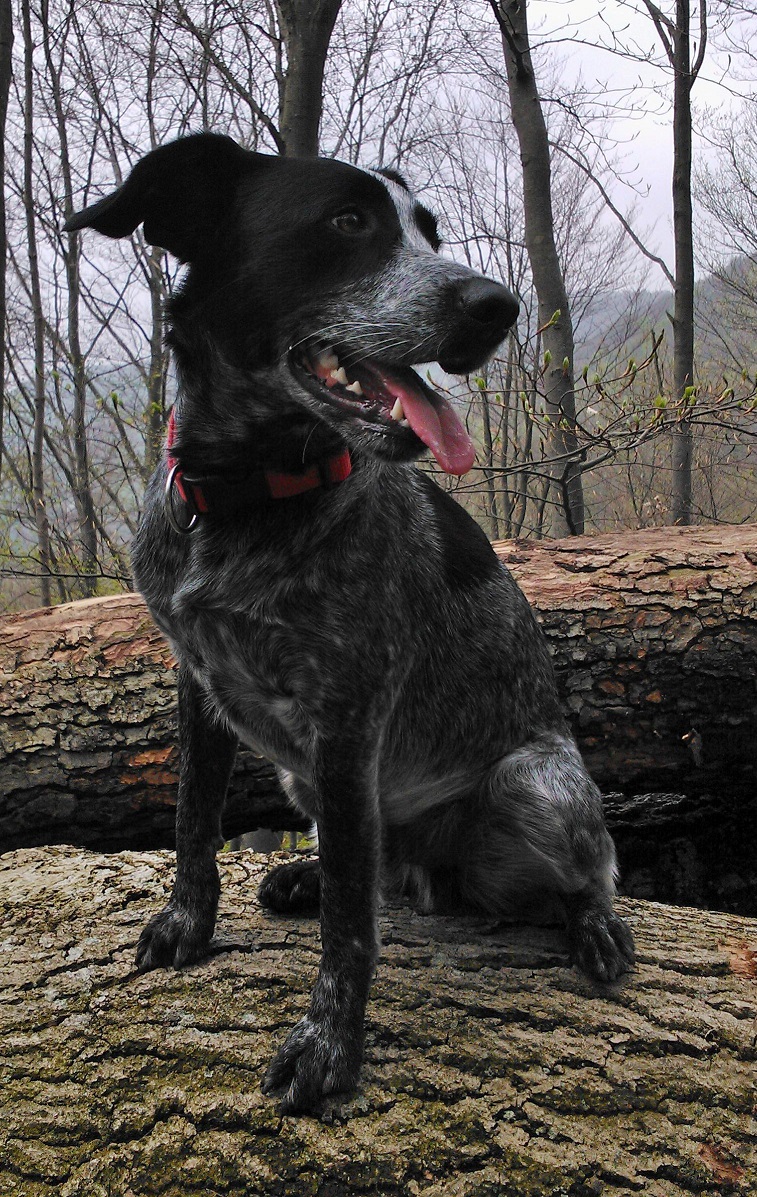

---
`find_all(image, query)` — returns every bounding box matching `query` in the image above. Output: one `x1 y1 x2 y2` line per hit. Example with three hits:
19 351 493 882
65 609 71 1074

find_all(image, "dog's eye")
330 209 368 235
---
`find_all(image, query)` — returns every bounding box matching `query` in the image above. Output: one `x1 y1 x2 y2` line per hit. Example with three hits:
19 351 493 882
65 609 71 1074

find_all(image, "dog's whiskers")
288 320 424 358
285 323 441 373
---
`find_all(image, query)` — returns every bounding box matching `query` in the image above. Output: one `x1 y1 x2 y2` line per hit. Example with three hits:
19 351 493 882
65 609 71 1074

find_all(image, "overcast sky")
531 0 755 274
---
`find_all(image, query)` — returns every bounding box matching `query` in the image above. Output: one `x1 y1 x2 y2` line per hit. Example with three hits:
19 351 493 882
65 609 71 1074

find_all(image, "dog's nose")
457 278 519 332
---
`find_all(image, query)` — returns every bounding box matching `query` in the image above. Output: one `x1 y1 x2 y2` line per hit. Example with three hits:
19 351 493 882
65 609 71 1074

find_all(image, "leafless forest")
0 0 755 611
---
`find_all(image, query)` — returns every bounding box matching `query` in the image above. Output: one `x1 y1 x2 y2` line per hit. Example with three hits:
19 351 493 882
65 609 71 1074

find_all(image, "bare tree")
3 0 757 613
39 0 100 596
172 0 344 157
694 101 757 350
275 0 343 156
641 0 708 526
488 0 585 536
20 0 52 606
0 0 11 483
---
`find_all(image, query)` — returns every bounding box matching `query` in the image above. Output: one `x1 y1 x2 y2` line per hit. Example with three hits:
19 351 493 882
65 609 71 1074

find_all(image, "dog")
65 132 634 1114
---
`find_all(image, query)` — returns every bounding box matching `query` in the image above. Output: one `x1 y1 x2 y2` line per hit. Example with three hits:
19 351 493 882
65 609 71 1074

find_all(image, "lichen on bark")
1 846 755 1196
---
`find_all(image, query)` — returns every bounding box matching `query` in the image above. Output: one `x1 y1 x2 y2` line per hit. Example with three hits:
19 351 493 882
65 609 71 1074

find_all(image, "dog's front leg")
136 664 238 970
262 741 380 1113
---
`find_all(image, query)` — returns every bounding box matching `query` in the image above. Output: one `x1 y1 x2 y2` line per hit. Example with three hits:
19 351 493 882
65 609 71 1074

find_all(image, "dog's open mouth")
292 344 476 476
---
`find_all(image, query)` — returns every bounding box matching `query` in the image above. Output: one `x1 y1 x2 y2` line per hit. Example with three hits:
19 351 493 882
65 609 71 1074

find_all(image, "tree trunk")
670 0 696 525
41 0 99 597
494 0 584 536
1 845 755 1197
0 591 292 852
21 0 52 607
642 0 707 526
1 524 755 863
479 375 500 539
0 0 12 482
144 245 169 477
275 0 343 157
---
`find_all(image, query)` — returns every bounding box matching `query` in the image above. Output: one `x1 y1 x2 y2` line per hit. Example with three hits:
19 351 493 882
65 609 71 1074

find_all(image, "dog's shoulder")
413 471 500 592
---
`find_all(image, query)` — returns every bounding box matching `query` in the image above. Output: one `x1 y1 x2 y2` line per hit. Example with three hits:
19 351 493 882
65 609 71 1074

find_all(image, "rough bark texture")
495 523 757 796
2 524 754 861
0 593 296 852
1 845 755 1196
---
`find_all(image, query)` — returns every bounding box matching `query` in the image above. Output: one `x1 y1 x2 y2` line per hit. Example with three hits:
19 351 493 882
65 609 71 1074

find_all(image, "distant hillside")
573 254 756 378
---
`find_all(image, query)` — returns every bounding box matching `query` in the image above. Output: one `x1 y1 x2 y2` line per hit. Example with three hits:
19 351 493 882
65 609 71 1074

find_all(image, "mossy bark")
1 846 755 1196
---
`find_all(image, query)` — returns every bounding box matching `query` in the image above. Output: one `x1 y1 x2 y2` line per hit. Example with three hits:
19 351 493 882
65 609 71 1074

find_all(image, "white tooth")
345 380 363 395
400 418 409 427
316 348 339 369
330 366 348 385
390 398 405 422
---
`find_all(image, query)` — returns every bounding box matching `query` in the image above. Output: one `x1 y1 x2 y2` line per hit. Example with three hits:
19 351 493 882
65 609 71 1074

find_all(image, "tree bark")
0 591 294 852
494 0 584 536
1 525 755 860
143 245 169 477
495 523 757 795
275 0 343 157
1 845 755 1197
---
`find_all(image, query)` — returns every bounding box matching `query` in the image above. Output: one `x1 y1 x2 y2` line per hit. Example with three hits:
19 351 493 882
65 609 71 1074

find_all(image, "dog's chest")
162 558 399 778
175 604 337 765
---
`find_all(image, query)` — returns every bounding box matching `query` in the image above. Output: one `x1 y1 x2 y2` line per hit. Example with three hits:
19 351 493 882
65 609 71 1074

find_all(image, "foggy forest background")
0 0 755 612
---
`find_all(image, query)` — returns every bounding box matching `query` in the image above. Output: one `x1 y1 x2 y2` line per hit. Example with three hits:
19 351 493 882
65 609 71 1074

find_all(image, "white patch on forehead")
370 171 437 255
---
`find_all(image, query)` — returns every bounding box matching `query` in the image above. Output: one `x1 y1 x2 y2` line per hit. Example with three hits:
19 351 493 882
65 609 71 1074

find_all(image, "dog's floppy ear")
63 133 250 261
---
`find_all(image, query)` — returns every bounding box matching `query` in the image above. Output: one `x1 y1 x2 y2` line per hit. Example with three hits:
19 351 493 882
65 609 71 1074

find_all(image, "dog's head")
66 133 518 476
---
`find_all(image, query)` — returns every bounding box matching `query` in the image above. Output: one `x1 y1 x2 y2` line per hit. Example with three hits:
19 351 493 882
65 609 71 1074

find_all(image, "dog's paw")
261 1015 362 1114
258 858 320 914
568 907 635 984
135 904 213 971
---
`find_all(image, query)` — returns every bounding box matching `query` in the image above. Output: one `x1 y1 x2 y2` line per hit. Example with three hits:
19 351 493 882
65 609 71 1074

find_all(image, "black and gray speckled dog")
66 132 634 1113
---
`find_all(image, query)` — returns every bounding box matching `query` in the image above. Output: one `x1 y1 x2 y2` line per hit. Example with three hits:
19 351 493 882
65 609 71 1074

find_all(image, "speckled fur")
66 133 634 1115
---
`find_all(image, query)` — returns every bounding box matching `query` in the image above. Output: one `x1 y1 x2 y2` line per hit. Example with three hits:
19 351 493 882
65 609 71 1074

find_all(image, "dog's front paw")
136 904 213 971
261 1015 363 1113
258 857 321 914
568 906 635 983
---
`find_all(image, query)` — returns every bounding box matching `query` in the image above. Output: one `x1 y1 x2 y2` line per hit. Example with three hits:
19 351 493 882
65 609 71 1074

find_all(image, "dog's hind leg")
259 773 321 914
136 664 238 970
463 732 635 983
259 857 321 913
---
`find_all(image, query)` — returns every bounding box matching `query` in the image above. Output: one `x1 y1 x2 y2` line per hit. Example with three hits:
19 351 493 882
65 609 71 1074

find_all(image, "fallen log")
0 591 291 852
1 845 755 1197
494 524 757 795
1 524 755 860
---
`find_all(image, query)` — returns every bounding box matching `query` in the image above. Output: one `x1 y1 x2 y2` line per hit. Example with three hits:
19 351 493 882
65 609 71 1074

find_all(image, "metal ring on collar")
165 463 199 534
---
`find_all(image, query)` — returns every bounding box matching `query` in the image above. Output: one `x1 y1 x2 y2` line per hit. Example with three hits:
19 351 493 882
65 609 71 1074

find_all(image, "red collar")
165 408 352 532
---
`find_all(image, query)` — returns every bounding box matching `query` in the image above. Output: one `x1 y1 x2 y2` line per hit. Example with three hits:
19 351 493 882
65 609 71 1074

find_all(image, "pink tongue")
311 352 476 475
388 377 476 476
